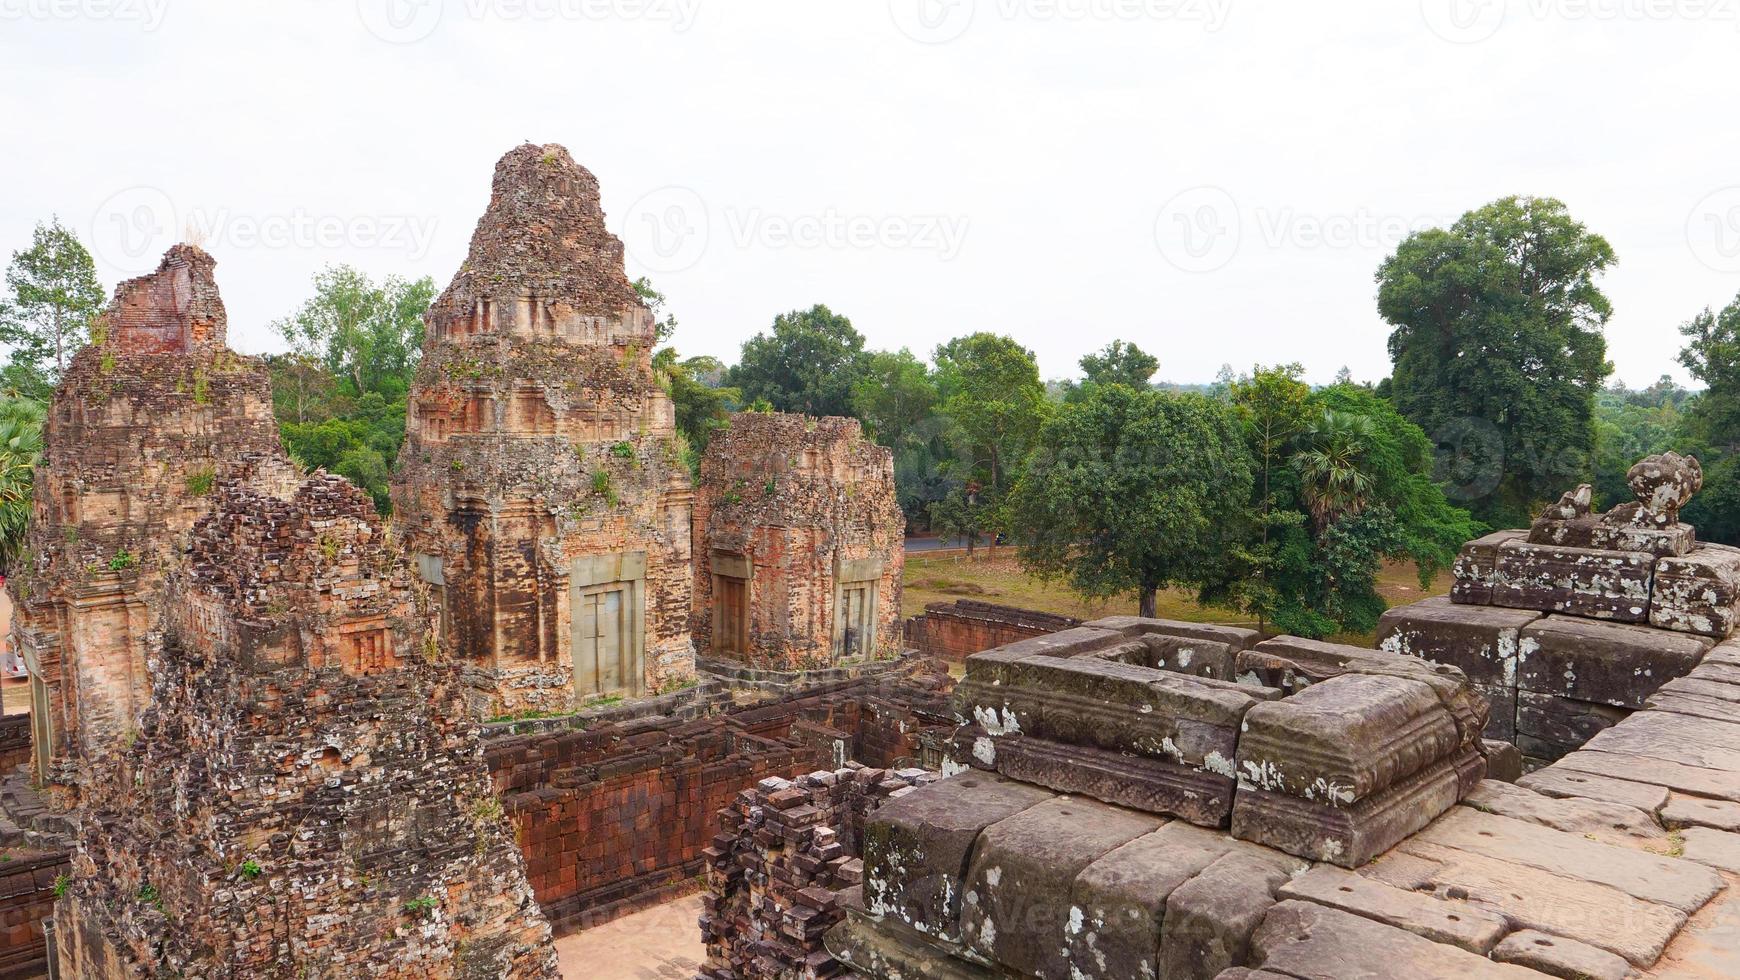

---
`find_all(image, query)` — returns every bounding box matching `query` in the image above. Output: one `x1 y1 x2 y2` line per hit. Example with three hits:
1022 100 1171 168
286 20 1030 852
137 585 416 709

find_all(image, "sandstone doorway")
835 584 872 661
574 586 632 698
714 575 748 657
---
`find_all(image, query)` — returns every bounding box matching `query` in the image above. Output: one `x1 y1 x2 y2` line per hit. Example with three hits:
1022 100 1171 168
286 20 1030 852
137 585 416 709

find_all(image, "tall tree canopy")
0 217 105 398
1207 373 1478 637
729 304 868 417
271 264 434 403
1678 292 1740 454
933 332 1047 502
1067 339 1159 400
1009 385 1253 617
1377 195 1615 526
269 266 434 514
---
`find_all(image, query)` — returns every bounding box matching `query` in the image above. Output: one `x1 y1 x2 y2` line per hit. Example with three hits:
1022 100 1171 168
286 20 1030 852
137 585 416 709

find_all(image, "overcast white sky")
2 0 1737 386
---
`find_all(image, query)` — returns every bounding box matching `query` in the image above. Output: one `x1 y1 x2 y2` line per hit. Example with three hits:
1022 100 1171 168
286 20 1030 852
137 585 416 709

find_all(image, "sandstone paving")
1248 900 1546 979
1517 765 1672 813
1274 864 1508 953
1491 929 1634 980
1662 794 1740 832
1460 778 1666 848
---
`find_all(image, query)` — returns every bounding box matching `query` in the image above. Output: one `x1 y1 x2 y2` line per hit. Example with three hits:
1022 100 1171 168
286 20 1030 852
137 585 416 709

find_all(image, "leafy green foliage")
1207 374 1478 637
729 305 868 417
1009 385 1253 616
1377 196 1615 526
934 332 1048 506
1062 340 1160 402
0 397 44 575
0 217 105 387
1679 294 1740 454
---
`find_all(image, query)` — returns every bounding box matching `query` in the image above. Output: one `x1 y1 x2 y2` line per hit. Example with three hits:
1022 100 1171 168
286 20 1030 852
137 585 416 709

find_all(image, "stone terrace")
822 619 1740 980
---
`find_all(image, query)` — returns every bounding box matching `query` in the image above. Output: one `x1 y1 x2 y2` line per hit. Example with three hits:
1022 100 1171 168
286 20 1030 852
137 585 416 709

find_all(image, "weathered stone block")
1250 901 1543 979
1159 850 1301 980
1451 529 1527 604
1492 540 1655 621
1236 673 1459 804
956 653 1266 773
1274 865 1507 953
1518 616 1711 709
862 774 1054 942
959 798 1162 979
1592 520 1696 557
1237 637 1488 750
1081 616 1262 651
1473 682 1516 741
1491 929 1632 980
1652 543 1740 638
1230 749 1475 868
1515 690 1629 760
980 735 1237 827
1376 595 1540 687
1063 822 1245 980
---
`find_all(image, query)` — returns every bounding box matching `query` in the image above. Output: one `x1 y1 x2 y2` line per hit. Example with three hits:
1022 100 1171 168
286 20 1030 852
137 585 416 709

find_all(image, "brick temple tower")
6 244 297 794
692 413 904 670
58 475 560 978
392 144 696 717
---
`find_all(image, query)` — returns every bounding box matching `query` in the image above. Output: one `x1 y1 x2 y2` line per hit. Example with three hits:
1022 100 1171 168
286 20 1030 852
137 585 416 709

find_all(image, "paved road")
905 536 991 554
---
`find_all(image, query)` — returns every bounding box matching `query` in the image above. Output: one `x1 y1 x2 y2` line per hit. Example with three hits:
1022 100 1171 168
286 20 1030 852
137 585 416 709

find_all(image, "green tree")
1064 340 1159 402
654 348 739 466
1226 365 1313 629
271 265 435 402
0 397 45 574
0 218 106 386
1377 195 1615 525
1294 410 1378 528
1678 293 1740 454
933 332 1047 503
729 305 868 417
634 276 679 345
852 348 939 449
1009 385 1254 617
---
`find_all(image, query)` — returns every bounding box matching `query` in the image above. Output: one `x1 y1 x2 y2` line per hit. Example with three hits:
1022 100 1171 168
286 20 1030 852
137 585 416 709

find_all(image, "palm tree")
0 397 44 574
1294 409 1376 528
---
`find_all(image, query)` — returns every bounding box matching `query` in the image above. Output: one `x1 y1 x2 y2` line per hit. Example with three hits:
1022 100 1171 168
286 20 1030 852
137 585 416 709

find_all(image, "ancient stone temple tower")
58 475 560 979
692 413 904 670
393 144 696 716
6 244 296 792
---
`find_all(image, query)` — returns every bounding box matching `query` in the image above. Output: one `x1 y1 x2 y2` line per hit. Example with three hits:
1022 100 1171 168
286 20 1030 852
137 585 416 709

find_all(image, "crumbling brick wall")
0 715 31 776
56 476 559 978
0 851 68 980
484 666 955 932
903 599 1080 662
698 767 935 980
393 144 695 717
5 244 297 796
693 414 904 671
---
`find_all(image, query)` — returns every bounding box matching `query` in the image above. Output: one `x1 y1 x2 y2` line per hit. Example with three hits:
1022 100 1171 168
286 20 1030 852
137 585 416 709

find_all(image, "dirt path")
555 894 705 979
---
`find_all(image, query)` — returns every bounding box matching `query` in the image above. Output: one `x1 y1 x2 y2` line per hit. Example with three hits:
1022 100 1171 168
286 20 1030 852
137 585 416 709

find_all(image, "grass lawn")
902 550 1451 647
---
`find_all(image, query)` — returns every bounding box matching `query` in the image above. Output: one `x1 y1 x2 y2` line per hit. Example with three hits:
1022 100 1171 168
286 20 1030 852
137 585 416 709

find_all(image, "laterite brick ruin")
393 144 697 717
59 476 560 978
693 414 904 670
8 244 296 796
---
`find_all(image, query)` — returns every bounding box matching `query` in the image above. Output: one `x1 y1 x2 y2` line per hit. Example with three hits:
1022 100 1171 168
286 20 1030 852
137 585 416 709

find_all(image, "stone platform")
827 639 1740 978
1381 456 1739 768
